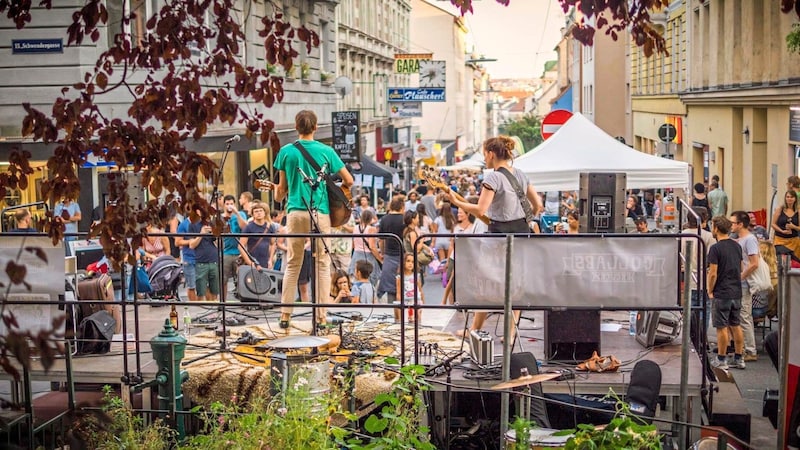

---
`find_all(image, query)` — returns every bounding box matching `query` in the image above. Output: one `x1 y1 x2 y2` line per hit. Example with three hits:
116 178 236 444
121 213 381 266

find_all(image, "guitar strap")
496 167 535 227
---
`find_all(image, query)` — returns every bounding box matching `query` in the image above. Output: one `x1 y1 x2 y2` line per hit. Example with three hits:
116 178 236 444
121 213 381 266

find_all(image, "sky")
426 0 567 79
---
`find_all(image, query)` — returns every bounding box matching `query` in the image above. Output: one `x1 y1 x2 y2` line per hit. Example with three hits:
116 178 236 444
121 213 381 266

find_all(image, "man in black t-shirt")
377 195 406 302
707 216 745 370
188 213 220 301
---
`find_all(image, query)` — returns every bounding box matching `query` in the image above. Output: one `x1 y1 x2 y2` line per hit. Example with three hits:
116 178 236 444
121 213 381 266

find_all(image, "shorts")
222 254 239 283
183 262 197 290
712 297 742 328
195 262 220 297
298 249 312 285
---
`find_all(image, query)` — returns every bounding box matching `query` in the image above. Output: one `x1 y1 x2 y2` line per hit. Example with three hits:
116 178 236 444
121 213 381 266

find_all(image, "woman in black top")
691 182 710 211
772 190 800 258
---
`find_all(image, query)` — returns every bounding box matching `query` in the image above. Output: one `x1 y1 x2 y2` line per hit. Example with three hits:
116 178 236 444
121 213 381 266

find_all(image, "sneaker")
743 353 758 362
710 358 729 370
731 358 746 370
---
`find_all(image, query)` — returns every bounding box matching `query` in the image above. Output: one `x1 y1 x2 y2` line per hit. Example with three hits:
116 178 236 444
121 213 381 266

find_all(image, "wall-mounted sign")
12 39 63 54
387 88 445 102
414 140 434 159
390 102 423 118
394 53 433 74
790 109 800 142
332 111 360 163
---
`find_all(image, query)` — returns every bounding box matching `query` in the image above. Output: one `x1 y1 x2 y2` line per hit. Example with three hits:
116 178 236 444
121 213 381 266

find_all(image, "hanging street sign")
387 88 445 102
394 53 433 74
389 102 423 118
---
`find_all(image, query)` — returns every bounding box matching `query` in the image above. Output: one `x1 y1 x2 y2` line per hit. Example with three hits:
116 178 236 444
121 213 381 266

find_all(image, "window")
106 0 159 49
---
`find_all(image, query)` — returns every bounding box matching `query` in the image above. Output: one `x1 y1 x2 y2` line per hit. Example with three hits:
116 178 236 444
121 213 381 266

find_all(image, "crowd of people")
7 109 798 359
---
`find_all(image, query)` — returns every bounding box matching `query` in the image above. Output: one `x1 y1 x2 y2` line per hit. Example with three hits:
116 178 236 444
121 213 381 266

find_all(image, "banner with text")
394 53 432 74
387 88 445 102
454 236 679 308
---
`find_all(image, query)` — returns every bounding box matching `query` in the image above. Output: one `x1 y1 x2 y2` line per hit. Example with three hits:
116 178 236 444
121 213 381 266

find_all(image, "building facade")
409 0 473 166
630 2 689 158
0 0 339 229
681 0 800 212
336 0 412 168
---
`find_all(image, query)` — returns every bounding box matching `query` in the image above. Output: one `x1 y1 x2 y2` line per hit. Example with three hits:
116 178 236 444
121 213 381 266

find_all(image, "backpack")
78 310 116 354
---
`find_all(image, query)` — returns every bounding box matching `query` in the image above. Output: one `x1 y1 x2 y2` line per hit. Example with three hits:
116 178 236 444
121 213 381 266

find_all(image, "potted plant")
285 64 297 80
320 71 333 84
300 62 310 81
562 390 662 450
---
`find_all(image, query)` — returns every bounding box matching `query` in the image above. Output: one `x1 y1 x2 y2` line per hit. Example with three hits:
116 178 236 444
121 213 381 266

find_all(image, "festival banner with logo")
454 236 679 308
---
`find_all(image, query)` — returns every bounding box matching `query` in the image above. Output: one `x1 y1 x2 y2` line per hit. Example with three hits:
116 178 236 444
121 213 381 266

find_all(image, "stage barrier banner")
785 272 800 448
0 236 66 336
454 236 679 308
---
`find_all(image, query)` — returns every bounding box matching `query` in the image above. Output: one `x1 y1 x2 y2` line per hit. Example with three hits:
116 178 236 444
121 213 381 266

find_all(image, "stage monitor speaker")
544 310 601 362
237 265 282 303
578 172 626 233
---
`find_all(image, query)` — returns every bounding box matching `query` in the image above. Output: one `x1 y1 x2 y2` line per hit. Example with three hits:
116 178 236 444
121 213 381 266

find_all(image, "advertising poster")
331 111 360 163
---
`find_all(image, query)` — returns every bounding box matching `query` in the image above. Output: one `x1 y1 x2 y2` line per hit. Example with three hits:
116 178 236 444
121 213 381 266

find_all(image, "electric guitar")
253 179 353 227
417 165 490 225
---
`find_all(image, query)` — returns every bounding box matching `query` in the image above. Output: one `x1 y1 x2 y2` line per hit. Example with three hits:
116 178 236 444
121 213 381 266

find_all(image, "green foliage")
499 113 543 154
73 385 176 450
788 23 800 53
349 361 435 450
182 371 353 450
509 416 536 450
563 390 661 450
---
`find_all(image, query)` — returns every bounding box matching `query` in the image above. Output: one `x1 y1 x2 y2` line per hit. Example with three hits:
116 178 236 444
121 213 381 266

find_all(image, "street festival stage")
1 234 707 443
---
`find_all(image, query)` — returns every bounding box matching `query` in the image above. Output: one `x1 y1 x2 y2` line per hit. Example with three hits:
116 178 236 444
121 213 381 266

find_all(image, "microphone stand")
184 137 264 365
295 165 338 336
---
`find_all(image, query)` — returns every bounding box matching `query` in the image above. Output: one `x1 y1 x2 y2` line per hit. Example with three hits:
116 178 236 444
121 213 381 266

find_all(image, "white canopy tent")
513 113 690 192
439 151 484 171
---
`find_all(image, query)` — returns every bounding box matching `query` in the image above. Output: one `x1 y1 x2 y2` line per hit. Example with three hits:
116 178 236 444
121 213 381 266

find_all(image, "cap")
634 216 648 224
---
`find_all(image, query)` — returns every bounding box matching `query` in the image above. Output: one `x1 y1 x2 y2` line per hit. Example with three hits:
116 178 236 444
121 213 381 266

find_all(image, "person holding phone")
188 210 220 301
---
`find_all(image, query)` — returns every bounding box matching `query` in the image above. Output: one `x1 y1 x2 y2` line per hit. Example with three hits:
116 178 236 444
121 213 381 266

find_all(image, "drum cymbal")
490 372 561 390
267 335 331 349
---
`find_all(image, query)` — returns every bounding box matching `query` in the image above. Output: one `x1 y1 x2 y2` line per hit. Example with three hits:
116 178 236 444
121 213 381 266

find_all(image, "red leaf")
5 261 27 285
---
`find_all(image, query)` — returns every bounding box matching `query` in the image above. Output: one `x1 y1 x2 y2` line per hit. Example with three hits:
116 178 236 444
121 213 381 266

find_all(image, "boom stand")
183 139 261 366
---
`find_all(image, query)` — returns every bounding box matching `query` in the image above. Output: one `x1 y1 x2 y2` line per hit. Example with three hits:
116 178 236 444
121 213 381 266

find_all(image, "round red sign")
541 109 574 140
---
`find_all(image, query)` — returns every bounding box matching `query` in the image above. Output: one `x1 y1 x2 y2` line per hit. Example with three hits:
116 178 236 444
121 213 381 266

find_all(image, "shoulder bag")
496 167 537 232
293 142 352 227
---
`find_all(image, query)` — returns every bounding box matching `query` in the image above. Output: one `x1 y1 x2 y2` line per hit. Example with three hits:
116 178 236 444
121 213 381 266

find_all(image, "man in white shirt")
730 210 760 361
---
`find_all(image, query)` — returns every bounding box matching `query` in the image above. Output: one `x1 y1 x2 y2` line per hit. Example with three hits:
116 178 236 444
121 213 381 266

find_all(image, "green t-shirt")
274 139 346 214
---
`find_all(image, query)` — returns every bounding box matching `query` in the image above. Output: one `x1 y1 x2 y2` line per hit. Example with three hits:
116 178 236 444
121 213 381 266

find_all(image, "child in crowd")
395 253 423 323
351 260 376 304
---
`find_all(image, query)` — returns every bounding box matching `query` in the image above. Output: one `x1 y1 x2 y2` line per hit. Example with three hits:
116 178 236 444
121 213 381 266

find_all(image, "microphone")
225 135 241 144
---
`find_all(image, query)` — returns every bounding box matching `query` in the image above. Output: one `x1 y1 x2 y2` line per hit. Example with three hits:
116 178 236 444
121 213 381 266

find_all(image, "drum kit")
492 368 574 449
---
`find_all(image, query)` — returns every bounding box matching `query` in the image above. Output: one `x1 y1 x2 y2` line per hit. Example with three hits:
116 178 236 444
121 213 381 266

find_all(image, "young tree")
499 114 543 153
0 0 320 382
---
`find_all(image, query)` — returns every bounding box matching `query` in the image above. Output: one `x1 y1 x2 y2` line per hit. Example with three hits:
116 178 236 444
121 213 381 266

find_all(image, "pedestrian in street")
707 180 728 218
175 214 198 301
730 210 760 361
446 135 543 339
350 209 382 287
55 197 81 254
771 190 800 258
691 182 710 211
707 216 746 370
267 110 354 329
221 194 247 300
11 209 37 233
188 211 220 301
377 195 406 304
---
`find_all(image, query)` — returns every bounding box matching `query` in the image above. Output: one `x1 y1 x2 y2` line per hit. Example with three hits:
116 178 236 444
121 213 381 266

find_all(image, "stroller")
147 255 184 301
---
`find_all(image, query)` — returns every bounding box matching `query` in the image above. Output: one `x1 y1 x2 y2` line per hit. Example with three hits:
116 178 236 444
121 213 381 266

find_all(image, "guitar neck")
443 186 490 225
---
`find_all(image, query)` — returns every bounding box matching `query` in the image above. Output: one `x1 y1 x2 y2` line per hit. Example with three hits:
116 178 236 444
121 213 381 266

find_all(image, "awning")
350 154 397 178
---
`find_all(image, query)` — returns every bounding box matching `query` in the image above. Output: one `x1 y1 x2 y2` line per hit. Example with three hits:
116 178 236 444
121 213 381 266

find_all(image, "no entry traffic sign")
541 109 573 140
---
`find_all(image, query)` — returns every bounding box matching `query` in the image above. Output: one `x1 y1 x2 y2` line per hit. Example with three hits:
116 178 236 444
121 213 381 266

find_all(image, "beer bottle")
170 304 179 331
